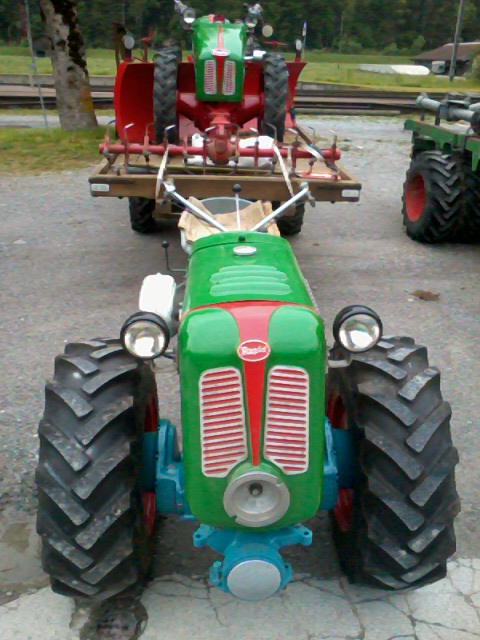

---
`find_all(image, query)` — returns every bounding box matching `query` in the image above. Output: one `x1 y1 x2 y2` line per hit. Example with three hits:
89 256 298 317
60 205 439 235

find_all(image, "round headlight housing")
121 312 170 360
183 7 196 24
245 12 258 29
122 34 135 50
333 305 382 353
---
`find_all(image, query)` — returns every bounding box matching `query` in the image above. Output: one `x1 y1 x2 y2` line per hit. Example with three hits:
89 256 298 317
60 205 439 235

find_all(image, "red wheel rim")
327 392 353 532
142 395 158 536
405 174 425 222
333 488 354 532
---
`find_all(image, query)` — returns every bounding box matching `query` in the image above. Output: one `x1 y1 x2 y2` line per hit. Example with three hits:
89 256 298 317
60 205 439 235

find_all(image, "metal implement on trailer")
401 93 480 243
89 126 361 207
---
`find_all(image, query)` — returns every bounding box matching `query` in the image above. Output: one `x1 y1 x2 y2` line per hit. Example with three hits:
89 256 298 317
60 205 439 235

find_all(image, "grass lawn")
1 46 480 91
0 126 105 174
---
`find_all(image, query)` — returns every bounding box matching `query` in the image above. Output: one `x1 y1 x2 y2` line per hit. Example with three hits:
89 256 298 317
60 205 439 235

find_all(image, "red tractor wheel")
153 47 179 143
262 53 288 143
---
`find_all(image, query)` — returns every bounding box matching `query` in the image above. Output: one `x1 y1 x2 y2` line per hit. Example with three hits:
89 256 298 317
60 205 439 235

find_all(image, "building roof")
413 42 480 62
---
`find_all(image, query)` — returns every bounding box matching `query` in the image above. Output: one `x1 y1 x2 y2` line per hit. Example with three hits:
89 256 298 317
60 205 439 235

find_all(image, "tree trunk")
39 0 97 130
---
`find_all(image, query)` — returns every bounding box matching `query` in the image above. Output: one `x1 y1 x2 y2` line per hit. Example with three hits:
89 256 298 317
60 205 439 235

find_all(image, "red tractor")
112 2 308 233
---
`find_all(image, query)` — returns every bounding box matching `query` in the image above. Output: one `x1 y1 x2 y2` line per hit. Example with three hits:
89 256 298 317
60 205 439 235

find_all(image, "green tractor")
36 184 459 602
402 93 480 243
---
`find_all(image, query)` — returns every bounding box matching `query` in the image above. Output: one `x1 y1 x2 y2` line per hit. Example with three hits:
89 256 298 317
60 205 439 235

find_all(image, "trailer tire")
153 47 179 144
129 197 156 234
36 339 158 601
274 202 305 235
262 53 288 142
326 336 460 590
402 151 463 243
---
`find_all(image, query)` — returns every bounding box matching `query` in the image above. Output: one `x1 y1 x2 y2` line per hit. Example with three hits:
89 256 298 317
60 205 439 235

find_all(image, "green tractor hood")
178 233 327 530
192 17 247 102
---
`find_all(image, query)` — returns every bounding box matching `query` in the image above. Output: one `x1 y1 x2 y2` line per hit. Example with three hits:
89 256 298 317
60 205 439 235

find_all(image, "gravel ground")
0 116 479 637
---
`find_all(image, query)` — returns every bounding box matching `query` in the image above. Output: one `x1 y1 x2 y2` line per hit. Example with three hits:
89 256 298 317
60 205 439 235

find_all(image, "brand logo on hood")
211 48 230 57
237 339 271 362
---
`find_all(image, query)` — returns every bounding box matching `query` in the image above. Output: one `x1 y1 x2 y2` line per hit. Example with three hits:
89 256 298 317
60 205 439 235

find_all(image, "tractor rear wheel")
153 47 179 143
458 160 480 242
326 336 460 590
36 339 158 601
402 150 462 243
262 53 288 143
274 202 305 235
129 197 156 234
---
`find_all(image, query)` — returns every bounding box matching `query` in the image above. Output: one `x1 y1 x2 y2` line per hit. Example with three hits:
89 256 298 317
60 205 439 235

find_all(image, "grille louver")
204 60 217 95
199 367 248 477
264 366 309 474
222 61 236 95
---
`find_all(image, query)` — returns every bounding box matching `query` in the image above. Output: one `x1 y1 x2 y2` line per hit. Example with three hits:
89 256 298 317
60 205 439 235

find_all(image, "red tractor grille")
204 60 217 95
222 61 236 95
264 366 309 474
199 367 248 477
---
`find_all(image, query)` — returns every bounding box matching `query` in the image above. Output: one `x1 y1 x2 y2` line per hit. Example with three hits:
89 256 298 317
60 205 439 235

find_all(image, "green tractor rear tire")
153 47 179 144
326 336 460 590
36 339 158 601
262 53 288 143
402 150 463 243
458 160 480 243
129 197 156 234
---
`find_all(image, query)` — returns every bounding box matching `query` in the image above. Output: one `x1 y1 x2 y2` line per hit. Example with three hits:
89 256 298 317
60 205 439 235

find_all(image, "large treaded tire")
326 336 460 590
128 197 156 234
402 151 463 243
458 160 480 243
36 339 158 601
262 53 288 143
153 47 179 144
274 202 305 236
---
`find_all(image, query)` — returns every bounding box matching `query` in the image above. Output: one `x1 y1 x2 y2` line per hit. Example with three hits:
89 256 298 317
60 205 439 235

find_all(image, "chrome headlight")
121 312 170 360
183 7 196 24
333 305 383 353
223 471 290 527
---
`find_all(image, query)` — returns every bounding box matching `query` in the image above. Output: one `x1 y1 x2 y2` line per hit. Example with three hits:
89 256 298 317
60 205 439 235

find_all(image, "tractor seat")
178 197 279 252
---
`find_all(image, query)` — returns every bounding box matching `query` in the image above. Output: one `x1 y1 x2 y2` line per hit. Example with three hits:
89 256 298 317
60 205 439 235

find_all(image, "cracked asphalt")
1 117 480 638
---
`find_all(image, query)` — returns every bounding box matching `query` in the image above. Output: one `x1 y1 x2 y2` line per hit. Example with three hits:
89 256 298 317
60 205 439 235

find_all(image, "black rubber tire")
262 53 288 143
153 47 179 144
402 150 463 243
326 336 460 590
457 160 480 243
274 202 305 236
128 197 156 234
36 339 158 601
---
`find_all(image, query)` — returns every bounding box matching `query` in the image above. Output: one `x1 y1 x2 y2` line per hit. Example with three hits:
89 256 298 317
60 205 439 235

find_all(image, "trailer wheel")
153 47 179 144
326 336 460 590
402 151 463 243
128 197 156 234
458 160 480 242
36 339 158 601
262 53 288 142
273 202 305 235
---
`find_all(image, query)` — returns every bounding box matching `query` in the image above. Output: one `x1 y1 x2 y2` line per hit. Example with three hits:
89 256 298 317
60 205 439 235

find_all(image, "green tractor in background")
36 182 460 603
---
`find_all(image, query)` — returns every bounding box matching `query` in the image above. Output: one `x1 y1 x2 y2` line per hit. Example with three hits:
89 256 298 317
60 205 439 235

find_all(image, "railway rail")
0 78 455 114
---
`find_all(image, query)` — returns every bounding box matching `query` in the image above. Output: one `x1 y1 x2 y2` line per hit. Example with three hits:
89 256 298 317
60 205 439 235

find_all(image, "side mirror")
262 24 273 38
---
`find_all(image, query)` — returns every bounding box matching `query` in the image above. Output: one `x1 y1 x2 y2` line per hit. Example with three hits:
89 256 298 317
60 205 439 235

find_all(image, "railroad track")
0 82 459 113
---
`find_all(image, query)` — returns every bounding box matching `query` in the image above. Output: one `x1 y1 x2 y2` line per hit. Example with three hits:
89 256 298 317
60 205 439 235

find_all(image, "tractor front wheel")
262 53 288 143
36 339 158 601
402 151 462 243
326 336 460 590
